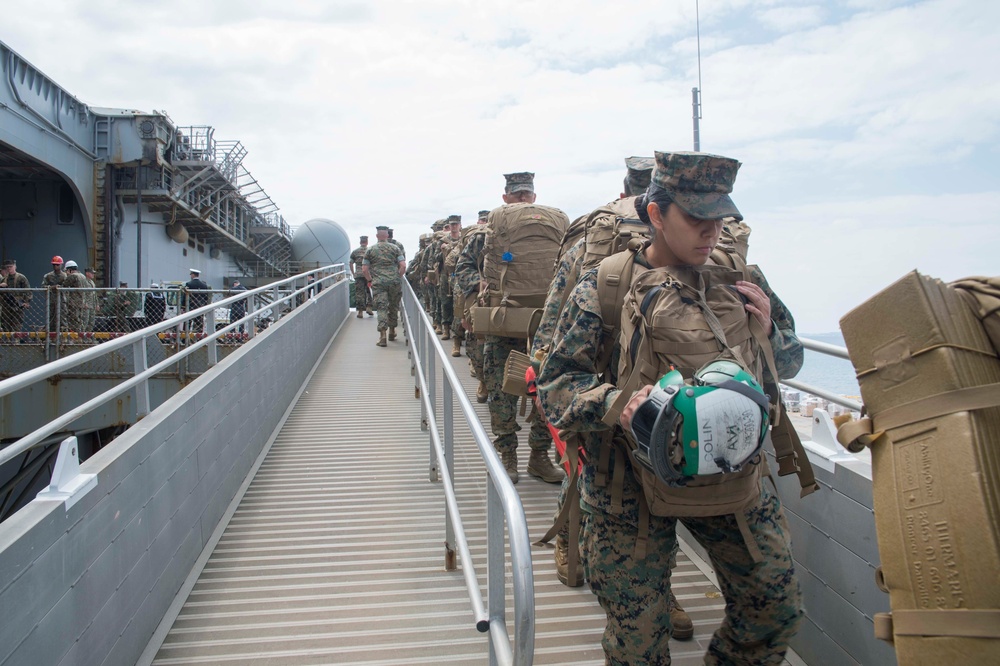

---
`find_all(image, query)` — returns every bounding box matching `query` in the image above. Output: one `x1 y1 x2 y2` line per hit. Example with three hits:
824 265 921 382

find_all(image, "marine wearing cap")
503 171 534 194
649 151 742 220
624 156 655 197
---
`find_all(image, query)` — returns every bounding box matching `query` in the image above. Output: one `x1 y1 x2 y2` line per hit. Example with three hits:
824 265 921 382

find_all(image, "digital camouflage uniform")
0 270 31 332
363 240 404 332
350 243 373 313
537 151 805 665
41 269 66 332
538 262 803 665
454 226 488 379
83 274 97 332
432 228 461 336
61 270 89 331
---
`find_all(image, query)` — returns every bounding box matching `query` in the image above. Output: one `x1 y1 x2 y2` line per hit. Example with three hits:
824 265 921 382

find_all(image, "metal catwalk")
150 316 737 665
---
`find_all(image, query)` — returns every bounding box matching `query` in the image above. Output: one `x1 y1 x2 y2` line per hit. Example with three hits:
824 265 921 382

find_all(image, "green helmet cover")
630 360 771 484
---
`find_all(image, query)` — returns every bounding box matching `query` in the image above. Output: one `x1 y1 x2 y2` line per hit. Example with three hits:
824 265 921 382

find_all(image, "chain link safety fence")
0 287 309 378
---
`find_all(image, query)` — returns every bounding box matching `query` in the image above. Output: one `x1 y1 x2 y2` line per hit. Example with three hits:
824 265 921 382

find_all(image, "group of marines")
351 153 808 665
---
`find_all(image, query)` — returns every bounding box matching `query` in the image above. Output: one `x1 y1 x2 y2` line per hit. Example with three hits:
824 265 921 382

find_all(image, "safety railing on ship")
400 280 535 666
0 277 340 373
785 338 863 413
0 267 348 469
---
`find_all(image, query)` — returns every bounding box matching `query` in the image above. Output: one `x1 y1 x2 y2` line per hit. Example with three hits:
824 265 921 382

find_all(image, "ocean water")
793 331 861 398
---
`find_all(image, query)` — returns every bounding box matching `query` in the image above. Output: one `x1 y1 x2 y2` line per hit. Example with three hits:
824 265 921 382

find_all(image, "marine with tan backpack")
836 271 1000 666
468 171 568 484
453 209 491 403
537 151 815 665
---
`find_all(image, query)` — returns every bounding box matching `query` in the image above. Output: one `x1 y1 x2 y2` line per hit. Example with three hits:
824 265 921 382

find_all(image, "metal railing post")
44 289 52 361
487 476 506 666
132 337 150 418
444 378 456 571
206 309 217 366
428 332 438 482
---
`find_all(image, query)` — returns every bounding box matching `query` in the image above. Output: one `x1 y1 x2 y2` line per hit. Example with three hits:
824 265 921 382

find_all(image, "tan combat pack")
837 271 1000 664
472 203 569 338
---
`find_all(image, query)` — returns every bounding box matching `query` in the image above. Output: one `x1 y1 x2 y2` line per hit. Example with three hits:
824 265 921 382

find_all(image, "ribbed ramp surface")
152 317 731 664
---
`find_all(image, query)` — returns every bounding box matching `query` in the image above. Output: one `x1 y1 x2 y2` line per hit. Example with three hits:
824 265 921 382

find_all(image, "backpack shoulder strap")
594 249 638 374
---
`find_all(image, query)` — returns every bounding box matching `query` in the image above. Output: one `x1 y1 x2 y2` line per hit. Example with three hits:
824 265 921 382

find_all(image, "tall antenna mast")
692 0 703 151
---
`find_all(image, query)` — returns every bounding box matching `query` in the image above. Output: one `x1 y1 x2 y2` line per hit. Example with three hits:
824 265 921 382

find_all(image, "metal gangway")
0 272 883 665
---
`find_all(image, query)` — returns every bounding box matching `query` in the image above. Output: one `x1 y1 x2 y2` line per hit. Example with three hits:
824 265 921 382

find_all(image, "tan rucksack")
594 241 818 525
474 203 569 337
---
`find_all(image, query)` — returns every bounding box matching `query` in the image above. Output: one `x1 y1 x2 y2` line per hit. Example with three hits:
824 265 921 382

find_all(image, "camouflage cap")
375 225 389 231
651 151 742 221
503 171 534 194
432 219 447 231
446 214 461 225
624 156 654 196
477 209 490 220
360 235 368 242
1 259 14 267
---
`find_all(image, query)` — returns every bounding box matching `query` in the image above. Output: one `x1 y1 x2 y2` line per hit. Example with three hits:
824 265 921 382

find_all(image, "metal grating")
152 317 740 664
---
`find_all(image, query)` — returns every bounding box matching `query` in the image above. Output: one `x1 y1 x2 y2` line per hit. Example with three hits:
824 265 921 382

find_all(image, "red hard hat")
51 255 63 264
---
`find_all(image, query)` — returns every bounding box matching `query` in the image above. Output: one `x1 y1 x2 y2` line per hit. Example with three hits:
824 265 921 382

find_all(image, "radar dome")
291 218 352 268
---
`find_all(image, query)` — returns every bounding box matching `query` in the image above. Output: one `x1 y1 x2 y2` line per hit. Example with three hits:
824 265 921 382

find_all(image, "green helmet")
629 360 770 485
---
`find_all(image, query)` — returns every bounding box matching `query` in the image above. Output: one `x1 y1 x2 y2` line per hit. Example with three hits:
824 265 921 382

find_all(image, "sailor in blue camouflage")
363 226 405 333
537 151 804 665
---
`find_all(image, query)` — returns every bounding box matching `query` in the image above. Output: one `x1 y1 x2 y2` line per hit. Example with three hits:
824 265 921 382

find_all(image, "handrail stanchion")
206 309 217 366
132 336 150 418
44 289 52 362
444 377 457 571
487 475 510 666
428 332 438 482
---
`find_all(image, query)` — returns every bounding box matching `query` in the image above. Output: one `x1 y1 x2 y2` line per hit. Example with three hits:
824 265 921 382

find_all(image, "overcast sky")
6 0 998 332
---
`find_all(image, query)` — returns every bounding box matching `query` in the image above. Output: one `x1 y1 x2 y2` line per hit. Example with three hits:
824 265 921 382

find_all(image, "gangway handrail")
401 280 534 666
0 266 346 467
782 337 863 413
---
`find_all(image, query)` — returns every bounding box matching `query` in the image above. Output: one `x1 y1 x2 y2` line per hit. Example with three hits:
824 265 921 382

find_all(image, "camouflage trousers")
583 484 801 665
483 335 551 454
373 280 402 332
427 284 440 324
438 281 454 328
467 333 485 376
354 278 373 310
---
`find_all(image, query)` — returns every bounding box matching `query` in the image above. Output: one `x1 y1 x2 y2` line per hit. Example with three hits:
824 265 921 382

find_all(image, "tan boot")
527 449 565 484
434 324 441 334
376 330 387 347
469 362 478 379
388 327 397 341
452 337 462 357
555 534 584 587
669 590 694 640
501 450 518 484
366 306 373 316
356 309 364 319
442 327 451 340
476 381 488 403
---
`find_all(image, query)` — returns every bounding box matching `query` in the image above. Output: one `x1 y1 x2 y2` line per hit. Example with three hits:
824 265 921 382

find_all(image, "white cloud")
757 5 828 31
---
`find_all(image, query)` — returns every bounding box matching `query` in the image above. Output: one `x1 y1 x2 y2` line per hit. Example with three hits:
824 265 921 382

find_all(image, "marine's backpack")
474 203 569 338
602 262 777 518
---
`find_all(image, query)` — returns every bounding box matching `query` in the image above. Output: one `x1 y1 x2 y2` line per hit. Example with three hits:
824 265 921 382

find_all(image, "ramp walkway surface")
150 316 735 665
